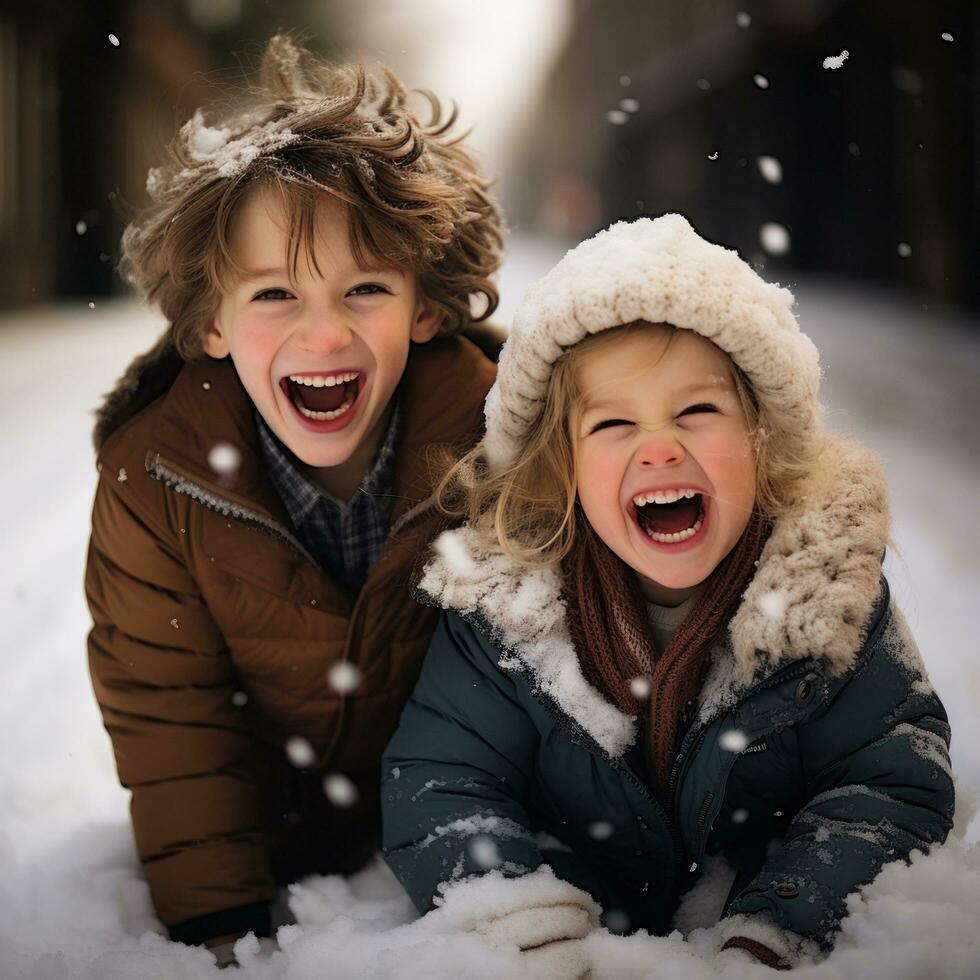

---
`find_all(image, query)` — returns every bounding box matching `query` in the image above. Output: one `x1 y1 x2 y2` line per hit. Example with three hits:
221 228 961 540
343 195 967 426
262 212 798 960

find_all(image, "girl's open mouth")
280 371 363 429
631 490 707 546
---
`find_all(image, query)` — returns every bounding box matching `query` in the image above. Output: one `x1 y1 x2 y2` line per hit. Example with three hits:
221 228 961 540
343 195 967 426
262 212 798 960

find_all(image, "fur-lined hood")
415 432 890 757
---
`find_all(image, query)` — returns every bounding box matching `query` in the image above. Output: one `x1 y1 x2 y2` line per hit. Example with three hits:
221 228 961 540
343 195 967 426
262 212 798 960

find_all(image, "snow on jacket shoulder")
382 434 954 950
86 332 496 942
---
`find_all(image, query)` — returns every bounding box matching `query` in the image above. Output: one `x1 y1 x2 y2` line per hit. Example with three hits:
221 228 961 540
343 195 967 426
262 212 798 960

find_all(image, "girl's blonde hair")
438 321 817 566
120 35 503 360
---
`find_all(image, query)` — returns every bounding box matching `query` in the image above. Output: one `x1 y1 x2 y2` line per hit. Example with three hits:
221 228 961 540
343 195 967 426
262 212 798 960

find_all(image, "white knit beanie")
483 214 823 471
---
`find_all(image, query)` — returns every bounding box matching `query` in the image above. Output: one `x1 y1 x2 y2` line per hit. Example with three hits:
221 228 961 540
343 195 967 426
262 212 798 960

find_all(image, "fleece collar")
416 433 889 757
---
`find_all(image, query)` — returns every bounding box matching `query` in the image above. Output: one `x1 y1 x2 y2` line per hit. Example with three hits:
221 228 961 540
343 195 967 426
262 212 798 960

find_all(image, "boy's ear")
410 296 442 344
201 320 231 359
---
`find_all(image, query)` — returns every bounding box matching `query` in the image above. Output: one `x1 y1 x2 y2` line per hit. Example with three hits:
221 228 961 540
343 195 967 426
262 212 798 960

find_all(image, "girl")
381 215 954 972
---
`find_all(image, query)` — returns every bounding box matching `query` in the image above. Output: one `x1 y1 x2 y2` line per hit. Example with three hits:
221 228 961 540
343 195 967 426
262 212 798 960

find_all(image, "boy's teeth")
297 397 354 421
647 518 703 543
289 372 359 388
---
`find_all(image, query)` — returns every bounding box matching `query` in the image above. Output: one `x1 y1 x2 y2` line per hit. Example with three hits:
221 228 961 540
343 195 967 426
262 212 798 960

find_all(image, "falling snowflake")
605 910 630 932
170 618 179 629
732 808 749 824
620 98 640 113
630 677 651 699
202 381 211 390
757 156 783 184
753 74 770 90
619 75 631 87
897 242 912 258
758 589 788 619
108 33 120 47
941 32 954 43
736 11 751 28
323 773 359 807
433 532 476 577
469 835 502 869
117 468 127 482
696 78 711 91
328 662 361 694
606 109 629 125
208 442 241 477
75 220 87 235
759 222 790 255
720 729 750 752
88 302 96 310
848 142 861 157
231 691 248 707
823 50 850 70
588 821 614 840
707 150 719 161
285 736 315 767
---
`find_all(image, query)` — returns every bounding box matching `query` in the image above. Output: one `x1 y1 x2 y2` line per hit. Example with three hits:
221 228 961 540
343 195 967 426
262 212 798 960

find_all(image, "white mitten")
435 867 599 978
523 938 591 979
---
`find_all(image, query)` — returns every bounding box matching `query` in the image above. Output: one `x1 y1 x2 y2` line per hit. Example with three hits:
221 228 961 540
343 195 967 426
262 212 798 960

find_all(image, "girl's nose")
295 310 354 354
635 429 685 469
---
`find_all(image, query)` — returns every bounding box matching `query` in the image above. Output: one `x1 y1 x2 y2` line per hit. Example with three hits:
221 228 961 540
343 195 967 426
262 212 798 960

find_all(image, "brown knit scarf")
561 510 771 799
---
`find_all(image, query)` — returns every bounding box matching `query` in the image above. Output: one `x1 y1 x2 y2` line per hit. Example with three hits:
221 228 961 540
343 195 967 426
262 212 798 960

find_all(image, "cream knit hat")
483 214 823 471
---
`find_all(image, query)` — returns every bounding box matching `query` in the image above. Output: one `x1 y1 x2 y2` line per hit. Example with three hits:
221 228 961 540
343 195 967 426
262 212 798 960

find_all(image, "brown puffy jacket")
86 330 496 943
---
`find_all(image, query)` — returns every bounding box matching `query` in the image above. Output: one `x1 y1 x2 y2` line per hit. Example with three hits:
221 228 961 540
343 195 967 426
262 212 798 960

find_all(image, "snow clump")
823 50 850 70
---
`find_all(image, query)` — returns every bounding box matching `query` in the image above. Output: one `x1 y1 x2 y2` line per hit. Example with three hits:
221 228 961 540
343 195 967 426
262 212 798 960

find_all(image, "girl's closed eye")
676 402 718 418
588 418 632 434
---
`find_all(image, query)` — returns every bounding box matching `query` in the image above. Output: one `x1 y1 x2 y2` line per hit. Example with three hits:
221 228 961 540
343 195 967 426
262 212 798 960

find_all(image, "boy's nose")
295 312 354 354
634 429 685 469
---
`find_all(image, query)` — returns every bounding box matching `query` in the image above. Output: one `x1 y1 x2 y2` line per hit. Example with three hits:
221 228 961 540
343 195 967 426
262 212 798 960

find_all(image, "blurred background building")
0 0 976 309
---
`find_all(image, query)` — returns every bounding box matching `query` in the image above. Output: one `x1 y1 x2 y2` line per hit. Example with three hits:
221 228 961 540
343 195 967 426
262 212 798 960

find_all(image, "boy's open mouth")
280 371 362 421
632 489 705 544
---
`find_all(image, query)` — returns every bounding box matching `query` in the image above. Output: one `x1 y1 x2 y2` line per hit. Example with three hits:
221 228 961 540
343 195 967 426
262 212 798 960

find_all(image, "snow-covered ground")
1 252 978 978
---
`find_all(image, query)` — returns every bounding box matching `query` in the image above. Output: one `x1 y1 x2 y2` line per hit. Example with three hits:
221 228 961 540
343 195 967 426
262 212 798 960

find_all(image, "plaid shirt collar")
255 402 401 523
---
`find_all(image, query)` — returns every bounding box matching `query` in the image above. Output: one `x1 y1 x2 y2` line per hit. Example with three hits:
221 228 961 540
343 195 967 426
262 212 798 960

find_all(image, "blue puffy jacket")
382 438 954 950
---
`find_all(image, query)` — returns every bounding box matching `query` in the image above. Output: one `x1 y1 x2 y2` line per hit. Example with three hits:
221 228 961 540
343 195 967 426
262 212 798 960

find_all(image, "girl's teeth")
647 518 703 544
297 398 354 421
289 372 359 387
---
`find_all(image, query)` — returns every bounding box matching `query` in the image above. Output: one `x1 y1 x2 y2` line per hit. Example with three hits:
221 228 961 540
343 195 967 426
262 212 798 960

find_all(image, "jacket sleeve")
726 603 955 948
86 472 274 943
382 610 547 913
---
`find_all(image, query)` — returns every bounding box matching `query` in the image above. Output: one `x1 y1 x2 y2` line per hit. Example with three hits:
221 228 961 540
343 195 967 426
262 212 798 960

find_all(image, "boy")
85 35 502 958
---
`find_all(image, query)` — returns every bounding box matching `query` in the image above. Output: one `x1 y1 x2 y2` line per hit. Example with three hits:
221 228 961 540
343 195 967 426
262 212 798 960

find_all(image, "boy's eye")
347 283 390 297
677 403 718 418
589 418 631 434
252 288 294 302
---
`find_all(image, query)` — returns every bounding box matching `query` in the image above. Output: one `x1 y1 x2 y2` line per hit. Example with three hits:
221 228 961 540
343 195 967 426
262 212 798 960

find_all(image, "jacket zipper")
147 454 320 566
668 659 818 859
609 756 688 890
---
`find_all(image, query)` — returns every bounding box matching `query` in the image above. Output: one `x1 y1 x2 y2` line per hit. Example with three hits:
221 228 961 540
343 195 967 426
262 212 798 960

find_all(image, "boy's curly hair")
120 35 504 359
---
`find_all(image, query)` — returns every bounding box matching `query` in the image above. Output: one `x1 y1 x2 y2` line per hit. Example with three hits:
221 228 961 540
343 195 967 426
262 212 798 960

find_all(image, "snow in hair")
482 214 823 474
